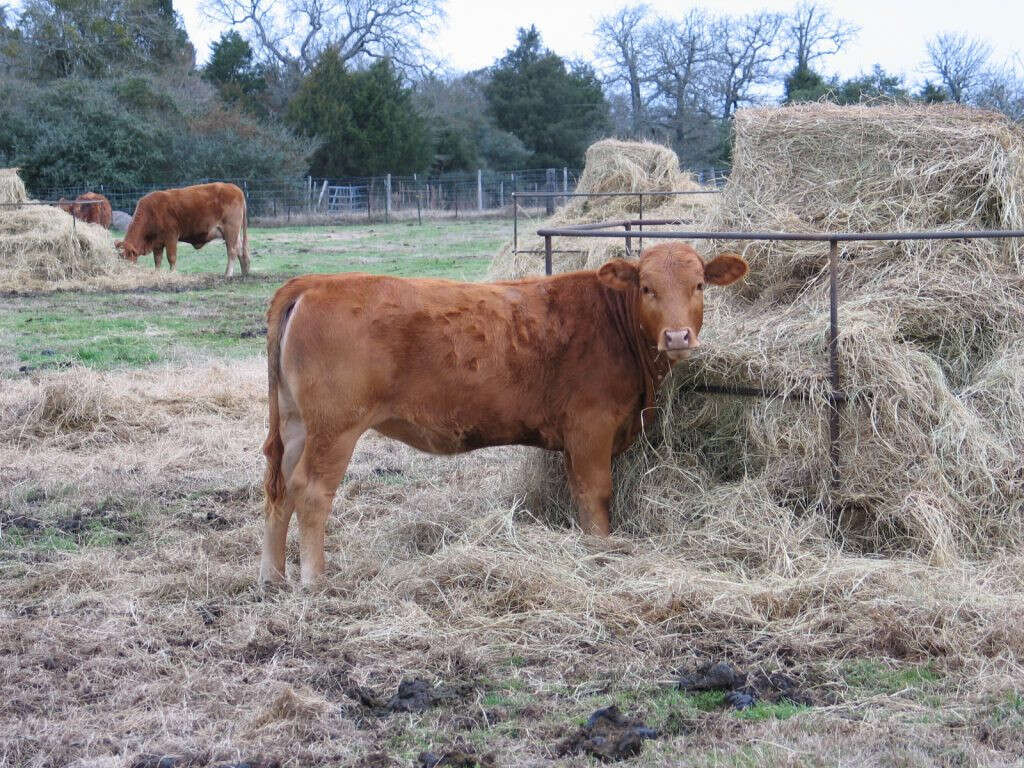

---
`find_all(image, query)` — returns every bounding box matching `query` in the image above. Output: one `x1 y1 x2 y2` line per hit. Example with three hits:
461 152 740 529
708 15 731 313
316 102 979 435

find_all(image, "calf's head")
597 242 748 363
114 239 139 263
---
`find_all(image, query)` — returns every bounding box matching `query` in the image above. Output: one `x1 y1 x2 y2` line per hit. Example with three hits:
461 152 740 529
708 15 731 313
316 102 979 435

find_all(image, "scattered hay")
489 139 714 280
0 168 200 293
2 361 1024 764
510 103 1024 568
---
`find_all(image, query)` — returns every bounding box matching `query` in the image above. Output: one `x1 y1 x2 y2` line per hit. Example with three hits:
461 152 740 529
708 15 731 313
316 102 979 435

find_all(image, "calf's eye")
696 282 704 291
642 285 652 296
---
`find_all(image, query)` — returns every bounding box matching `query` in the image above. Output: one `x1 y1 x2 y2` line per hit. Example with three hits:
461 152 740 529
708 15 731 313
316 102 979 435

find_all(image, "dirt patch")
557 706 658 762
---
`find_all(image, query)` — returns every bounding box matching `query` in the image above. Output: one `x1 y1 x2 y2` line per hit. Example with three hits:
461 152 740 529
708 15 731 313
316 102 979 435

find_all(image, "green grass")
842 660 942 697
1 220 509 375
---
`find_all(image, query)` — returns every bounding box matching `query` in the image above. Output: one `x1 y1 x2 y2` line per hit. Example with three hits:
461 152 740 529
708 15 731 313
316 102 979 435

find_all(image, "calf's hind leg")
288 428 362 585
259 410 306 584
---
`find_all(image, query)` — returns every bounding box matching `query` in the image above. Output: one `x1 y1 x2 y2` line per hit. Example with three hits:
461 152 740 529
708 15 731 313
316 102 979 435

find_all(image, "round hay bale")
489 138 713 280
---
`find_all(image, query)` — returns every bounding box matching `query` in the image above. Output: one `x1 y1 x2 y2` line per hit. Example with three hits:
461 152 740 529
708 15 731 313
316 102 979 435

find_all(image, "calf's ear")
113 240 123 250
704 252 748 286
597 259 639 292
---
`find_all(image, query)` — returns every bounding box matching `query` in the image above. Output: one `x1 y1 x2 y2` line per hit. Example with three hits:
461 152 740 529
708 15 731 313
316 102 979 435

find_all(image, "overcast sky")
177 0 1024 87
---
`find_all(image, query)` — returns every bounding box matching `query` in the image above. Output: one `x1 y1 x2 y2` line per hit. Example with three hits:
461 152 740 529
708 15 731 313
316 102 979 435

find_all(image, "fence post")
317 179 328 212
477 169 483 212
385 173 392 223
454 182 459 219
366 181 371 222
499 180 504 209
545 168 556 215
512 192 517 254
417 190 422 225
562 166 568 205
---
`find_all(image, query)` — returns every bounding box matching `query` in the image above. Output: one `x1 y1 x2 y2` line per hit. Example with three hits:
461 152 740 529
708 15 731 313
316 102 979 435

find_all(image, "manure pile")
505 106 1024 567
489 139 713 279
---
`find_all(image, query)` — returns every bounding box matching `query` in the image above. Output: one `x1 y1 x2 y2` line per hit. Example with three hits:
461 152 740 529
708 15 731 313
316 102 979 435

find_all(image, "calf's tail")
241 200 249 260
262 281 302 507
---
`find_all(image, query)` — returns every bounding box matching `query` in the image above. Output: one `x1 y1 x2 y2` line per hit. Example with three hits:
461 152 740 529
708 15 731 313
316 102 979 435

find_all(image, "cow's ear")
113 240 123 250
704 252 748 286
597 259 639 292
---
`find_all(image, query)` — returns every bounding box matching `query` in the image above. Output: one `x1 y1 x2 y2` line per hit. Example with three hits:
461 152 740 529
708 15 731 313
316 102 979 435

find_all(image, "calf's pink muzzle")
662 328 698 351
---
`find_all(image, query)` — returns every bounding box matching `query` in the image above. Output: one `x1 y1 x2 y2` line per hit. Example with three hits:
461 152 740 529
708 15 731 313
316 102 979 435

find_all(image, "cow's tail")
262 281 303 509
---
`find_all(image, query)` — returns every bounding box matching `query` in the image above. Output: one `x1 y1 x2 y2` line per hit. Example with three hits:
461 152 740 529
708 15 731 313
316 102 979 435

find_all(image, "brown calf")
260 242 748 584
58 192 113 228
115 182 249 276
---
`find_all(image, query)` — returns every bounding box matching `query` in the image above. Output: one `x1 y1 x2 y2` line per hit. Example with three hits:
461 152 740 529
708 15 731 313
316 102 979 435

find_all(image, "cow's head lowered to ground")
597 242 748 363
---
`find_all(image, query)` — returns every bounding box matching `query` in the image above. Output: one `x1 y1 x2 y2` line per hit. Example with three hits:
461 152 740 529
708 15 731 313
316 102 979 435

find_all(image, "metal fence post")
512 192 518 254
638 193 644 254
477 169 483 212
545 169 556 216
385 173 392 223
544 235 552 276
828 238 841 524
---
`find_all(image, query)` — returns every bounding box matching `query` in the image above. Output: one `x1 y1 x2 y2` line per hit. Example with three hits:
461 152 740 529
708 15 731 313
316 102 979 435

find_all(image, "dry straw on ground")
0 168 197 293
2 363 1024 765
489 139 713 280
506 107 1024 568
2 364 1024 765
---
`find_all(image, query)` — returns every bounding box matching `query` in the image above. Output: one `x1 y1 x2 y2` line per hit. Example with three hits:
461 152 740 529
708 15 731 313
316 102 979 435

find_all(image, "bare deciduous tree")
645 10 717 152
785 1 857 72
925 32 991 103
710 11 786 120
593 4 651 138
202 0 445 74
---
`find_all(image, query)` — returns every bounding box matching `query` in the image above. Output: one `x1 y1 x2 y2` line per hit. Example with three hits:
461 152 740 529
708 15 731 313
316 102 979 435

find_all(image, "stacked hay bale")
0 168 122 291
489 139 712 279
505 105 1024 567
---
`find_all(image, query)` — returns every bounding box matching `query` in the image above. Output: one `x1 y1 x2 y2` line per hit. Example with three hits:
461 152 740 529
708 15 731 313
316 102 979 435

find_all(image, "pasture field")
2 220 1023 767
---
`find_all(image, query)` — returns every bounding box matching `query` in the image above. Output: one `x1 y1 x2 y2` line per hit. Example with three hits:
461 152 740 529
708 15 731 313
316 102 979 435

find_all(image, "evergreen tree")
485 27 609 168
203 31 268 116
784 64 828 103
287 50 431 176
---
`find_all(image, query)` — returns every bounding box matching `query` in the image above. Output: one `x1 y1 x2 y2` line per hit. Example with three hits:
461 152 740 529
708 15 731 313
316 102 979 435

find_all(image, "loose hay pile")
507 105 1024 568
0 168 196 292
489 139 712 279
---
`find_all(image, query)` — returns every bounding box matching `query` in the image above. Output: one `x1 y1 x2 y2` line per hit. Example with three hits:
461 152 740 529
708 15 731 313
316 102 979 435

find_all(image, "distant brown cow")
115 182 249 276
259 242 749 584
58 192 113 229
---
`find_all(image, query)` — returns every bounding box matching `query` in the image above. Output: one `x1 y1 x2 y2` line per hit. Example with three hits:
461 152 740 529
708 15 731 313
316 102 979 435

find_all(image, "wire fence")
32 166 729 226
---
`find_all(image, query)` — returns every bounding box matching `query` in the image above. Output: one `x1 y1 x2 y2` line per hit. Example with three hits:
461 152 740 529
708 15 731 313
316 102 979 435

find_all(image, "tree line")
1 0 1021 191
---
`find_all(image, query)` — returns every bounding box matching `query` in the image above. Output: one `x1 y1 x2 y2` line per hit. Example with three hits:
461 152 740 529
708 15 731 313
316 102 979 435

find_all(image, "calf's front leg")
564 431 614 537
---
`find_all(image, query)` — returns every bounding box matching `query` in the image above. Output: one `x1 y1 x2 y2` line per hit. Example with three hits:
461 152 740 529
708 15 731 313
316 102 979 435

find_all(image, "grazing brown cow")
58 192 113 228
114 182 249 276
260 242 748 584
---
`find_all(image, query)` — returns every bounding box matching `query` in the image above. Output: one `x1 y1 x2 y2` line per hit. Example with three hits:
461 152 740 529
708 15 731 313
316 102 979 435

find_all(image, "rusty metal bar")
544 235 553 276
536 226 1024 242
638 193 644 254
512 187 720 196
828 238 841 522
624 223 632 258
